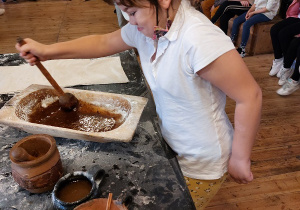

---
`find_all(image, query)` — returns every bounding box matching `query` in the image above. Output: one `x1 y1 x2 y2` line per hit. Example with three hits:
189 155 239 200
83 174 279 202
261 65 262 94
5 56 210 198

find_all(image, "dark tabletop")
0 51 195 210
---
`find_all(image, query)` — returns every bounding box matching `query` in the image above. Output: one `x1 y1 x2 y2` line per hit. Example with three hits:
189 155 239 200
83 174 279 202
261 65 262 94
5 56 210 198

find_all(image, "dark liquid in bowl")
56 178 92 203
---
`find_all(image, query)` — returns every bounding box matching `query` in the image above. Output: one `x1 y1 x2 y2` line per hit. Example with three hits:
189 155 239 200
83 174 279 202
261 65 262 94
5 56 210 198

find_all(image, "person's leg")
277 45 300 95
184 174 227 210
218 4 251 34
278 21 300 57
219 9 237 34
240 14 270 48
230 12 248 57
207 1 252 35
270 18 299 59
201 0 215 19
293 47 300 84
269 19 292 76
211 1 242 23
278 38 300 86
291 44 300 81
230 12 247 42
276 21 300 77
235 14 270 58
283 38 300 69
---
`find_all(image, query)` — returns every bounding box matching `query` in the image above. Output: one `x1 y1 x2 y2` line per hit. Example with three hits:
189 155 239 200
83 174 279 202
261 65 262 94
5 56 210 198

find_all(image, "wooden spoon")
17 37 79 111
11 147 36 162
106 193 113 210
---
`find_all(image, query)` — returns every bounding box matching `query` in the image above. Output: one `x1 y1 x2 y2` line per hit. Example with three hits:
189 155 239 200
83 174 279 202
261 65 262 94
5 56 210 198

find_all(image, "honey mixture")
56 178 92 203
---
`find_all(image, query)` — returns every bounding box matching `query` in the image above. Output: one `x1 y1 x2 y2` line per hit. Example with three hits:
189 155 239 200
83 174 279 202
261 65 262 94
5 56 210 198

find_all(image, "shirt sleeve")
121 23 138 48
265 0 280 13
184 23 235 74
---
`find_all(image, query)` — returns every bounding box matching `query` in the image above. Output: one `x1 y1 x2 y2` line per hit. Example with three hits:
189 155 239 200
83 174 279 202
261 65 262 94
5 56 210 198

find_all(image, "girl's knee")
270 24 278 36
242 21 253 30
233 19 243 28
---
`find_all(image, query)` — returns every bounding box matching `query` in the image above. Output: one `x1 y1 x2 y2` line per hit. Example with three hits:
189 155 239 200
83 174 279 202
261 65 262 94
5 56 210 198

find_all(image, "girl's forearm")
47 35 110 60
253 7 268 14
248 4 256 12
46 30 129 60
231 90 262 161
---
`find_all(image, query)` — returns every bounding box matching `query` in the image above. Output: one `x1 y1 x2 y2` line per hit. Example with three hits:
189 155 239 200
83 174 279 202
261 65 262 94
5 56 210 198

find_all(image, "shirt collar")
145 0 186 44
164 0 185 42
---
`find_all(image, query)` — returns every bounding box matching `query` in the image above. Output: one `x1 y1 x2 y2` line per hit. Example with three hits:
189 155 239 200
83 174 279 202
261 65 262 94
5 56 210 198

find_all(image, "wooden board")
0 84 148 143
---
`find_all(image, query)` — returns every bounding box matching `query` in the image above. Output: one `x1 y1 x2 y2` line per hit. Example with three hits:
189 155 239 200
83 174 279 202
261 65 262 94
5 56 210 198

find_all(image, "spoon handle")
17 37 65 96
106 193 113 210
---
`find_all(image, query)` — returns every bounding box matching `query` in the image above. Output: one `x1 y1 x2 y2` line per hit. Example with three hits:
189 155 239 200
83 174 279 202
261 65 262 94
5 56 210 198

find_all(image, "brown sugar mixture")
28 100 123 132
15 88 130 133
56 178 92 203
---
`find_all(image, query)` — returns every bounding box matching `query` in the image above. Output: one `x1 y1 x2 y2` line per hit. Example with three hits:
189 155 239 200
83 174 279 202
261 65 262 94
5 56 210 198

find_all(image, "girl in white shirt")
16 0 262 208
231 0 280 57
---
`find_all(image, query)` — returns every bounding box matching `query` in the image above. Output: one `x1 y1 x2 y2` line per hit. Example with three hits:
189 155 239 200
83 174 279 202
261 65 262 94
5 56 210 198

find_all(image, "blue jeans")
231 12 270 47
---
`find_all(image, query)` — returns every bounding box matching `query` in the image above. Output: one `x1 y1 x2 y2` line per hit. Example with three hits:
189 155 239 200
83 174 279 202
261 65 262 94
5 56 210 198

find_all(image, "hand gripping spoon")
17 37 79 111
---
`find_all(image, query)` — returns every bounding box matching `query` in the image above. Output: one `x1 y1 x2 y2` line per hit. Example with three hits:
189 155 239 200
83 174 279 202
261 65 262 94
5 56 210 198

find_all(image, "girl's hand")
15 38 48 65
245 12 250 19
240 1 249 7
246 12 254 20
228 155 253 184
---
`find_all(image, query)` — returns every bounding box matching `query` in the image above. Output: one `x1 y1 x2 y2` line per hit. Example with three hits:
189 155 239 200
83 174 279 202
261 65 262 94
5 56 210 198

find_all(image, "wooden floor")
1 1 300 209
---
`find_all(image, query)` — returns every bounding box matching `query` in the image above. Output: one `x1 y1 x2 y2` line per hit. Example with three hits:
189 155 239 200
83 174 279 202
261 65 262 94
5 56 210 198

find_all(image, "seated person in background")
211 0 254 34
230 0 280 57
269 0 300 83
201 0 227 25
276 37 300 95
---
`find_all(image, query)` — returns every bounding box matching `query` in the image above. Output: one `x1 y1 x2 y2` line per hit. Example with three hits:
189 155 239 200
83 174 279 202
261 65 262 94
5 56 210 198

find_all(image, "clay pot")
9 134 63 193
52 165 105 210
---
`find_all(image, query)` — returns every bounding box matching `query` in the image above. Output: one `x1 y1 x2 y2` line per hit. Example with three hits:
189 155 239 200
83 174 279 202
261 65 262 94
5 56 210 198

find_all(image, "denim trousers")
231 12 270 47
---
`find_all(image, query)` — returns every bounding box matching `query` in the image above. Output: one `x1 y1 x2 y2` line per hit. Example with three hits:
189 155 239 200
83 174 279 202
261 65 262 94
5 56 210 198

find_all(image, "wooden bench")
228 15 282 55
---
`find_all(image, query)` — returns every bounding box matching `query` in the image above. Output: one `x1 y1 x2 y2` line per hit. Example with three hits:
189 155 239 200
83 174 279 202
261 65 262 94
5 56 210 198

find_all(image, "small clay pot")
9 134 63 193
52 165 105 210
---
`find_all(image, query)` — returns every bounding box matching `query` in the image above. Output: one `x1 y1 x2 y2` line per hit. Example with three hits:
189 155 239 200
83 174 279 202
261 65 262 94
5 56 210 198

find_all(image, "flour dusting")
41 96 59 108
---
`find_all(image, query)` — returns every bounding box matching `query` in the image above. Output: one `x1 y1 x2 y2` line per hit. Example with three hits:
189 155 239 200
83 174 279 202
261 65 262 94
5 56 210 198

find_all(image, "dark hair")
106 0 197 8
115 0 158 7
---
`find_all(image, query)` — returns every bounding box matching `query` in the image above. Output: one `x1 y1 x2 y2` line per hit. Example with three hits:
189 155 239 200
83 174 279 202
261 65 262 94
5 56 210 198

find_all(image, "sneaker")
276 78 299 95
237 47 246 58
0 8 5 16
278 68 293 85
269 58 283 76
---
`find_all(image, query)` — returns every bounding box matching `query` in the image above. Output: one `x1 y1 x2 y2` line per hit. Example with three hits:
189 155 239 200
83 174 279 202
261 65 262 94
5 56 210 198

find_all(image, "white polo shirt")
254 0 280 20
121 0 235 179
